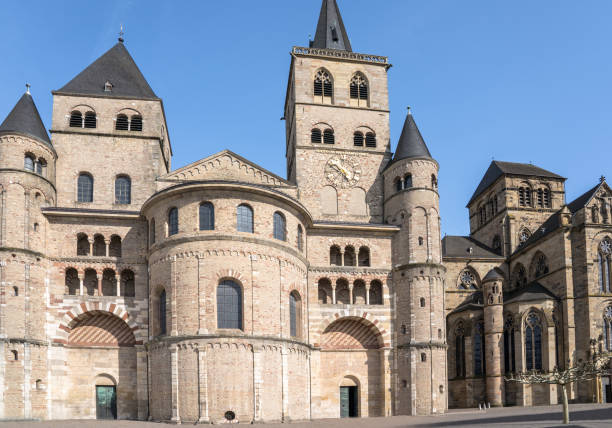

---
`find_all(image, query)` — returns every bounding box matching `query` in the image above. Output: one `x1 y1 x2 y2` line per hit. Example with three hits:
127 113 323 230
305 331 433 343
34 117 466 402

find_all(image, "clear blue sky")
2 1 611 237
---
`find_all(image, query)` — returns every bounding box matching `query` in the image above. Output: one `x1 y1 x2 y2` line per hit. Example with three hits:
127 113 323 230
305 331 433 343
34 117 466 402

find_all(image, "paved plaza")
1 404 612 428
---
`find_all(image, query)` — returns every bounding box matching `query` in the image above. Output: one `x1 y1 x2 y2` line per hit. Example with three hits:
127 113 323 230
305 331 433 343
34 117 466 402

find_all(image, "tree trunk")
561 383 570 424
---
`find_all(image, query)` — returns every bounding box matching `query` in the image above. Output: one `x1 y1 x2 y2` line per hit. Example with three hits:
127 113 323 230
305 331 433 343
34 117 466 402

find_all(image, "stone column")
88 238 94 256
197 346 209 423
252 346 262 423
332 283 336 305
349 283 353 305
96 274 102 296
365 283 370 305
281 347 289 421
116 278 120 297
105 239 110 257
79 274 84 296
136 345 148 420
170 345 180 423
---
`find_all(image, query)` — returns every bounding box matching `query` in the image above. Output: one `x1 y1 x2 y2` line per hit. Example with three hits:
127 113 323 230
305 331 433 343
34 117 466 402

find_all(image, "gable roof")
450 291 483 314
311 0 352 51
468 161 565 206
56 42 157 99
442 236 504 259
0 92 51 147
390 109 432 164
567 182 605 213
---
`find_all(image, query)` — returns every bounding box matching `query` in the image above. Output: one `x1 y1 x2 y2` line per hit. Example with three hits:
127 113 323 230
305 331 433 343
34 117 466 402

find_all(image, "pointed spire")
56 42 157 99
0 90 51 146
392 107 432 163
311 0 352 52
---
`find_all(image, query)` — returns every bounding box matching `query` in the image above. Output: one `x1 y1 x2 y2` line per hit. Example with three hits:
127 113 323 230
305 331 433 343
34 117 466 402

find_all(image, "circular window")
224 410 236 421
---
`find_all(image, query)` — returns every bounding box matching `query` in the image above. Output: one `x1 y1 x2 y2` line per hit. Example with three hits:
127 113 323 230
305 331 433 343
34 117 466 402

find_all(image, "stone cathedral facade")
0 0 610 423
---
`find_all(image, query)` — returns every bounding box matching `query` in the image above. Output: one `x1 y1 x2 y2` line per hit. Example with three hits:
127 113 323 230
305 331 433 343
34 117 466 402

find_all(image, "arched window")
149 218 156 245
69 111 82 128
34 158 47 176
458 269 477 289
369 280 383 305
330 245 342 266
130 115 143 131
349 73 368 106
76 233 89 256
353 132 364 147
297 225 304 252
455 321 466 378
84 111 96 128
518 227 531 245
404 174 412 189
289 291 301 338
323 129 335 144
525 312 543 371
431 174 438 190
199 202 215 231
532 252 549 279
311 128 322 143
344 246 356 266
93 234 105 256
10 350 18 361
318 278 332 304
217 280 242 329
237 204 253 233
273 212 286 241
394 177 402 192
24 155 34 171
504 316 516 373
168 207 179 236
115 175 131 204
474 321 485 376
77 173 93 203
492 235 502 253
65 268 79 295
121 269 135 297
159 289 167 335
358 246 370 267
109 235 121 257
365 132 376 148
512 263 527 290
115 114 129 130
604 306 612 351
313 69 333 101
598 238 612 293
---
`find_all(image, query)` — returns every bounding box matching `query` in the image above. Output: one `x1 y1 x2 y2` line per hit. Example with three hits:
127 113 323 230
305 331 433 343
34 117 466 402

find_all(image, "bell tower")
284 0 392 223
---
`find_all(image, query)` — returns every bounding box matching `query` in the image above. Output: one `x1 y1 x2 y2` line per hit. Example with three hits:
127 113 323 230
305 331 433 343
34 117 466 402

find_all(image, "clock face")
325 155 361 188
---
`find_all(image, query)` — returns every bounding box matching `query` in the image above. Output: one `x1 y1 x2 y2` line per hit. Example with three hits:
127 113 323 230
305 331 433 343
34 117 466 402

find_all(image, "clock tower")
283 0 392 223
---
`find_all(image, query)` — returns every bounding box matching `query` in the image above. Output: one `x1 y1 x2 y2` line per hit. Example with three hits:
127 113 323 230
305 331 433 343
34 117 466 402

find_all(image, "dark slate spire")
0 89 51 146
392 108 432 162
311 0 352 52
56 42 157 99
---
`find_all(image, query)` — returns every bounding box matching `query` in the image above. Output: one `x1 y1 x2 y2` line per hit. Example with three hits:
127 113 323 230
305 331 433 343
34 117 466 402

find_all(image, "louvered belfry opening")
69 111 83 128
365 132 376 148
323 129 335 144
311 128 322 143
116 114 129 131
350 73 368 106
314 69 332 101
353 132 364 147
84 112 96 128
130 115 143 131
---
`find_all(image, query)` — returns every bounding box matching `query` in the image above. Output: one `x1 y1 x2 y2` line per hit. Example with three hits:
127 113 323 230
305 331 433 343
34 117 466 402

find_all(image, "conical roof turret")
392 108 433 162
0 90 51 147
311 0 352 51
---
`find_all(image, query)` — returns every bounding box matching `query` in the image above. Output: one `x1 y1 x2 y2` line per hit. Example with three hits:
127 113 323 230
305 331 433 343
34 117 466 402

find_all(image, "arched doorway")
340 376 359 418
95 374 117 420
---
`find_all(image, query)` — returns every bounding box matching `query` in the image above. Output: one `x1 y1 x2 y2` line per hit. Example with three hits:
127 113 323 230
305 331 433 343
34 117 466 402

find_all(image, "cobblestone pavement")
2 404 612 427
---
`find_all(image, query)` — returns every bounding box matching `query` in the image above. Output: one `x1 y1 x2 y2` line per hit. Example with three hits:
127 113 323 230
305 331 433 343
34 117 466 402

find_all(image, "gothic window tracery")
504 316 516 373
458 269 478 289
604 306 612 351
314 69 333 102
533 253 550 278
525 311 543 371
512 264 527 290
455 321 466 378
349 73 368 106
518 228 531 245
474 321 485 376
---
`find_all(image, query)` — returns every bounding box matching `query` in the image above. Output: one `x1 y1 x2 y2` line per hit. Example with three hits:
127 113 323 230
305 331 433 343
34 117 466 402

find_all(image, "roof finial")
407 106 412 115
25 83 31 95
118 24 124 43
600 175 606 183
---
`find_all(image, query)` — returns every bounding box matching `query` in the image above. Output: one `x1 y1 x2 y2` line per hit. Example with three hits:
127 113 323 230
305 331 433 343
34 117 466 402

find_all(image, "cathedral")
0 0 610 423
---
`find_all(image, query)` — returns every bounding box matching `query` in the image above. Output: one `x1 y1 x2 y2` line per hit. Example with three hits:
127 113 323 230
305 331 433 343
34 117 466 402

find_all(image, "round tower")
0 88 56 420
483 268 505 407
384 108 446 415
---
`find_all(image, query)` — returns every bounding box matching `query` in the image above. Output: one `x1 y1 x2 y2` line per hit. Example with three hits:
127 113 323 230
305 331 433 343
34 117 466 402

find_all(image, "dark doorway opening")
340 386 358 418
606 384 611 403
96 385 117 419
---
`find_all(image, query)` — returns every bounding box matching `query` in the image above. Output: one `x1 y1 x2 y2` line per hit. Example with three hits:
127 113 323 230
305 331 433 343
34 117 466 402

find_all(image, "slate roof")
391 109 432 164
450 292 483 314
468 161 565 206
504 281 558 304
567 182 601 213
442 236 504 259
0 92 51 147
483 269 504 282
311 0 352 51
56 42 157 99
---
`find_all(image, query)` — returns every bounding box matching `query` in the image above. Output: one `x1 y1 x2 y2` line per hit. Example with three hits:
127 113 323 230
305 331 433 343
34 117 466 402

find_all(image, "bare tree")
506 340 611 425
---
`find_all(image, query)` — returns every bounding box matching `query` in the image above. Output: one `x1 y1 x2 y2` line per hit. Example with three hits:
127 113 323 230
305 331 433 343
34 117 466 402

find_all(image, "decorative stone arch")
456 265 481 290
69 103 96 115
519 306 547 327
116 107 142 117
529 250 550 280
55 302 143 344
95 373 117 386
590 231 612 260
215 269 247 287
313 312 389 348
